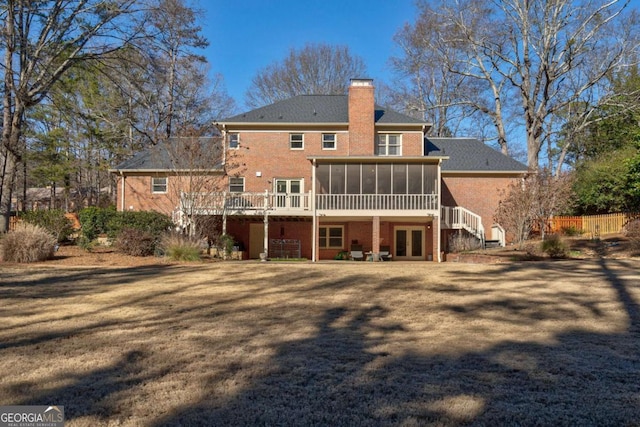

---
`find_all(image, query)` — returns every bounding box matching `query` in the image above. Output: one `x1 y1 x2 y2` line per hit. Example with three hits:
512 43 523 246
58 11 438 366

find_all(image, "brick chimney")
348 78 375 155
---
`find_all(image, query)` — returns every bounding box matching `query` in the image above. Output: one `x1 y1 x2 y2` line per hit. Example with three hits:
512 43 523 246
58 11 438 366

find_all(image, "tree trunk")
0 152 18 232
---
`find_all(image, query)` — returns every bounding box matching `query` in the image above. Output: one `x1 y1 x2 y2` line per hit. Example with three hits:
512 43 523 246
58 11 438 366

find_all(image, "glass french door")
394 226 424 260
275 179 302 208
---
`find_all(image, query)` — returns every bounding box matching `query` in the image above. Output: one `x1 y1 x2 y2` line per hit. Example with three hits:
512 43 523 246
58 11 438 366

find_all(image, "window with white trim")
151 177 167 193
229 177 245 193
290 133 304 150
319 226 344 249
228 133 239 149
377 134 402 156
322 133 336 150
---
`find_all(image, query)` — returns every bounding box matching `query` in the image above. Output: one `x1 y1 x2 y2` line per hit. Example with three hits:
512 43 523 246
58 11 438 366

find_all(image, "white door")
275 179 302 208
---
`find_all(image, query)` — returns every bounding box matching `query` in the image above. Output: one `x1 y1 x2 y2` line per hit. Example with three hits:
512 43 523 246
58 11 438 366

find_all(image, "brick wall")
348 80 375 155
442 174 521 240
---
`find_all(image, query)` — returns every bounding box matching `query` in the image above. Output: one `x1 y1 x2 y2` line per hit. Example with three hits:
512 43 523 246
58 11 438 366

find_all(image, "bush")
560 225 583 236
215 233 236 257
160 233 202 261
115 228 156 257
106 211 173 240
623 218 640 250
78 206 117 241
541 234 568 258
448 231 482 253
0 223 57 263
19 209 74 243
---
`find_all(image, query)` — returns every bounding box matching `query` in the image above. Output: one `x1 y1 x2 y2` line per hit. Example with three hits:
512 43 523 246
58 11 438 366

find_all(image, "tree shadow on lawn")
151 259 640 426
3 260 638 425
14 350 171 423
0 264 199 299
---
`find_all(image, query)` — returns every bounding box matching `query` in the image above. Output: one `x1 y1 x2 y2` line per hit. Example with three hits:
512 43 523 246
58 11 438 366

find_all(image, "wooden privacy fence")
546 213 638 236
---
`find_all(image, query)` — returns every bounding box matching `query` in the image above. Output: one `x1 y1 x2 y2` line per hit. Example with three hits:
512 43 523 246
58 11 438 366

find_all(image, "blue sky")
201 0 417 111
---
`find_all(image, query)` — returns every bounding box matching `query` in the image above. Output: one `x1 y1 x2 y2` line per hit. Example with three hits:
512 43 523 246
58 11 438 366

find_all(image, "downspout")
436 159 442 262
120 171 126 212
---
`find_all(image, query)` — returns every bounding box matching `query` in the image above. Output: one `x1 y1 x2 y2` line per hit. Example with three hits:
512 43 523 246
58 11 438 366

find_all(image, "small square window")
290 134 304 150
151 177 167 193
229 177 245 193
228 133 239 149
377 134 402 156
319 226 344 249
322 134 336 150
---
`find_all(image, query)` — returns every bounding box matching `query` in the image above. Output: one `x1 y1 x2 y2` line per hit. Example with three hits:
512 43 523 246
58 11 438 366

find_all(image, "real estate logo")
0 406 64 427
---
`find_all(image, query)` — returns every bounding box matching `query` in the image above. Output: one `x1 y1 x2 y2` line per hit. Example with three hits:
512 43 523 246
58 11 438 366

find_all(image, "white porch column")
311 159 317 262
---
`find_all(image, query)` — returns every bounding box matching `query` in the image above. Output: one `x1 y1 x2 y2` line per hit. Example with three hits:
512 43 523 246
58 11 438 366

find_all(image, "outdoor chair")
350 244 364 261
379 245 392 261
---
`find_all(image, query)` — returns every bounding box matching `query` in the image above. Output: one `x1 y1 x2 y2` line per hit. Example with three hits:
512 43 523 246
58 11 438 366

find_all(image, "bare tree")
396 0 640 169
495 169 573 247
0 0 142 232
245 43 367 108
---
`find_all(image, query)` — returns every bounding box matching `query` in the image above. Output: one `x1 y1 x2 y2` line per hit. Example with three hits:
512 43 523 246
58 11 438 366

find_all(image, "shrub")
160 233 202 261
78 206 117 241
560 225 583 236
541 234 568 258
106 211 173 240
0 223 57 263
19 209 74 243
115 228 156 257
623 218 640 250
448 231 482 253
215 233 236 257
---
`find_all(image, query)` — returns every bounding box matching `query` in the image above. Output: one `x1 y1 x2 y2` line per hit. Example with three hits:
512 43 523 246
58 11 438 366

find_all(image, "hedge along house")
111 79 528 261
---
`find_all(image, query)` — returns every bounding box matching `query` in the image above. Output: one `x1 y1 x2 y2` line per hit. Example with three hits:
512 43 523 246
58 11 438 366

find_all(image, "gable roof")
110 137 223 172
219 95 426 125
426 137 528 173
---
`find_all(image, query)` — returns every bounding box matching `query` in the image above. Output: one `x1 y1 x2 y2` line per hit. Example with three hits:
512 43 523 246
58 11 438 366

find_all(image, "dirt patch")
451 234 639 264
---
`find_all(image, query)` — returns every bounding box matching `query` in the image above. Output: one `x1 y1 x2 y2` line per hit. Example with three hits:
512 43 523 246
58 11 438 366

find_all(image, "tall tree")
245 43 367 108
0 0 142 232
394 0 640 169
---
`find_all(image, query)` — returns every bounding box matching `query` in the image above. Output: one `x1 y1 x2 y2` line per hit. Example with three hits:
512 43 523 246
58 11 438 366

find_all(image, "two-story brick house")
111 79 527 261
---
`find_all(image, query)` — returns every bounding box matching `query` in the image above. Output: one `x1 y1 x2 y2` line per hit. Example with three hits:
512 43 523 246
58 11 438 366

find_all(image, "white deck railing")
179 191 439 214
179 191 313 214
441 206 485 241
315 193 438 211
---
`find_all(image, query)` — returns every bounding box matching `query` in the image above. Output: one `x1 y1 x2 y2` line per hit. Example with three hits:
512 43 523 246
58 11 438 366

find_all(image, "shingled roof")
219 95 426 125
426 137 528 173
111 137 223 172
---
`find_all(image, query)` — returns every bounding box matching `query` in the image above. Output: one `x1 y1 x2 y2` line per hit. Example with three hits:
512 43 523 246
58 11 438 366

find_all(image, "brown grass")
1 260 639 426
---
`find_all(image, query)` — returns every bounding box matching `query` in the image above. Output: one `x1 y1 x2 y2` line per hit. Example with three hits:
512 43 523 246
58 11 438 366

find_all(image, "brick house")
111 79 527 261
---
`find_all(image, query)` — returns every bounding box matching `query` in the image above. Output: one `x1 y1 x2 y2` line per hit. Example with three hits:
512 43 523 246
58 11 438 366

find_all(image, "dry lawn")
1 259 639 426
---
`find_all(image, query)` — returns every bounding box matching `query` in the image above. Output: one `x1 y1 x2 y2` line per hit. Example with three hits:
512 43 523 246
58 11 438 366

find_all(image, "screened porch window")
316 163 437 195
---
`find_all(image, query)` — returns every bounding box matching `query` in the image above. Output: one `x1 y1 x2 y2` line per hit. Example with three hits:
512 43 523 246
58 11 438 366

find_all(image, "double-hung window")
319 226 344 249
229 177 245 193
377 134 402 156
228 133 239 149
290 133 304 150
322 133 336 150
151 177 167 193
